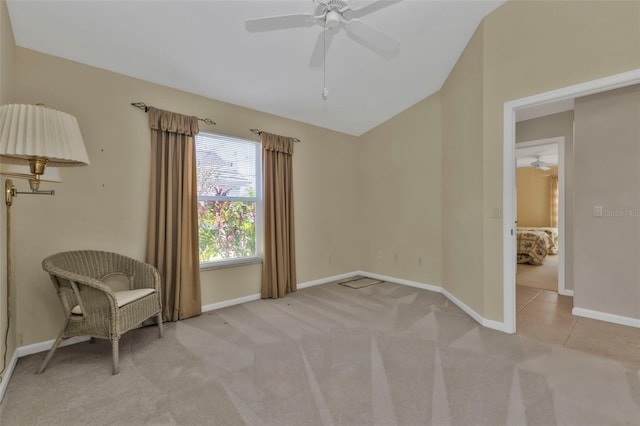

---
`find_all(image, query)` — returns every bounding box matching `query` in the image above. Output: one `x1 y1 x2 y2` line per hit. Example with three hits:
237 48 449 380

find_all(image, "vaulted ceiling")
7 0 507 136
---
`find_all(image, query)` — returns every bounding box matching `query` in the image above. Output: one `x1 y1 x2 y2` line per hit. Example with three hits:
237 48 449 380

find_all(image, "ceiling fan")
531 156 551 171
245 0 402 69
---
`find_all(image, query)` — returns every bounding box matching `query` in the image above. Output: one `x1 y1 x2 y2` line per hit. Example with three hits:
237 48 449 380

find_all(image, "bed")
516 227 558 266
519 227 558 255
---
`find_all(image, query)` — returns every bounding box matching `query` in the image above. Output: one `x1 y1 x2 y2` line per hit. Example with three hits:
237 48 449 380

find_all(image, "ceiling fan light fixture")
325 10 341 29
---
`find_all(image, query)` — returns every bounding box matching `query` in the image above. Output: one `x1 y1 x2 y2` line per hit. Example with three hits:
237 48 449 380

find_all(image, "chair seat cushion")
71 288 156 315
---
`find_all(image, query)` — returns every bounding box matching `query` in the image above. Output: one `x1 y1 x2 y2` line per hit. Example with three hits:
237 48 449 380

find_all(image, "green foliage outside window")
198 186 256 262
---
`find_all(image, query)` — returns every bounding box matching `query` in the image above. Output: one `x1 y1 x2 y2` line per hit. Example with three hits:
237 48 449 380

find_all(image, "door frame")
502 69 640 334
514 137 567 294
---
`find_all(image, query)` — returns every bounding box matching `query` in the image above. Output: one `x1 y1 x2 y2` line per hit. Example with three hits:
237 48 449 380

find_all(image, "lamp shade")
0 104 90 166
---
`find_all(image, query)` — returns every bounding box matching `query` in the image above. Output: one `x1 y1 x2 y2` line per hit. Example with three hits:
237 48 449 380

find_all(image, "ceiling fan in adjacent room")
245 0 402 69
531 156 552 171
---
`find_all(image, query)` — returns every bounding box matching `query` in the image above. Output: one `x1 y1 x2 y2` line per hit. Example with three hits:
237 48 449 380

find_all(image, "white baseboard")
357 271 442 293
559 289 574 297
0 348 18 403
572 307 640 328
441 288 513 333
17 336 92 358
357 271 511 333
297 271 360 289
439 288 509 333
201 271 363 313
201 293 261 313
440 288 484 324
482 318 514 334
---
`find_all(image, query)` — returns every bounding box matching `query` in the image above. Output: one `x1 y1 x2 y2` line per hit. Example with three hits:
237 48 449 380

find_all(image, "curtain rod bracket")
131 102 216 125
250 128 300 143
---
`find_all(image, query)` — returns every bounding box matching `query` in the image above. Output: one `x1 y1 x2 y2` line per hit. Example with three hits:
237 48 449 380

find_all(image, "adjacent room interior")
0 0 638 424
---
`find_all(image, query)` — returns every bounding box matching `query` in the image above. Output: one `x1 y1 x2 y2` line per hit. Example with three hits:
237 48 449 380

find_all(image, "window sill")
200 256 262 271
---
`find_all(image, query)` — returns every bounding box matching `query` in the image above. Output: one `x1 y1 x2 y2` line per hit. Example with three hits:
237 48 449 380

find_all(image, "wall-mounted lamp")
0 104 90 382
0 104 90 205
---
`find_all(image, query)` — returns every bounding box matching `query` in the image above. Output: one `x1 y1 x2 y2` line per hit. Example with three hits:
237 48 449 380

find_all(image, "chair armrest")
44 260 117 297
130 259 161 293
44 261 119 319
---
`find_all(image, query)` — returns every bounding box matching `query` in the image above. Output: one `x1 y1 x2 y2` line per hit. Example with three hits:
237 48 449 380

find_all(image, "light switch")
492 207 502 218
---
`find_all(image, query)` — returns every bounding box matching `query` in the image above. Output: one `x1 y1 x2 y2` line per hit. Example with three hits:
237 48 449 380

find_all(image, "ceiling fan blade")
346 19 399 58
350 0 403 19
309 29 336 69
246 14 316 32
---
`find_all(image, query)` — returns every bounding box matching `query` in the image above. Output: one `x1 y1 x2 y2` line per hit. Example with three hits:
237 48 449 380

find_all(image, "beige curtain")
261 132 297 299
550 174 559 227
146 107 202 321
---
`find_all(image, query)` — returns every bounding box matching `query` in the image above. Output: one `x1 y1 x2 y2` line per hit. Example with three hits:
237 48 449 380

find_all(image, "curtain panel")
550 174 559 227
261 132 297 299
146 107 202 321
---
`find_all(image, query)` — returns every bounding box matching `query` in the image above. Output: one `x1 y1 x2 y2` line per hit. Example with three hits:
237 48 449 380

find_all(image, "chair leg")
112 339 120 375
156 312 164 338
36 328 66 374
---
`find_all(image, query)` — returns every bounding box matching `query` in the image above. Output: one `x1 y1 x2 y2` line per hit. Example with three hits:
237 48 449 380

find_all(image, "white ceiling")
515 143 558 168
7 0 507 136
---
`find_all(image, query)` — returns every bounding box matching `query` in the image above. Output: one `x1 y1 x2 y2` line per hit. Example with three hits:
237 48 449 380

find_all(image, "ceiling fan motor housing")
326 10 341 28
316 0 353 23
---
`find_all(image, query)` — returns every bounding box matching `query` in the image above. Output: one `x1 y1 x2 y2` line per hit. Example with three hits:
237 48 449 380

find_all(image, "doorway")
514 137 565 293
501 69 640 334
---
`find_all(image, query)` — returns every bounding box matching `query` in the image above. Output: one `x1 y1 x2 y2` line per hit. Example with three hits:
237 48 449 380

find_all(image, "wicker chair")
39 250 164 375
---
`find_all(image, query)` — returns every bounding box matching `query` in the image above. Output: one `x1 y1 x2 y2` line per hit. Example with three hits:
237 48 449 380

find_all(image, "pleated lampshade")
0 104 90 167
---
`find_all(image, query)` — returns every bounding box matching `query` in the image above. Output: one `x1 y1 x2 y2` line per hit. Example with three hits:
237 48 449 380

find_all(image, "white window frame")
196 132 262 269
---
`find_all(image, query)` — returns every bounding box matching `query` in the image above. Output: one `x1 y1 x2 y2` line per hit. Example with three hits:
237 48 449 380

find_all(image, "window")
195 132 261 266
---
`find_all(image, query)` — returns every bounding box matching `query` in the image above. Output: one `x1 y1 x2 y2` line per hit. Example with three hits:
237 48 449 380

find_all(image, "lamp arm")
5 179 55 207
14 190 55 196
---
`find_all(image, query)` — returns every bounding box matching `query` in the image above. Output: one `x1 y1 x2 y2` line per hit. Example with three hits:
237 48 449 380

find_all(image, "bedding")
516 230 550 266
518 227 559 254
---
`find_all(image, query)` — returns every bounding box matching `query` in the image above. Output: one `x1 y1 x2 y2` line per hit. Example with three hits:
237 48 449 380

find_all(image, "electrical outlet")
418 257 423 266
394 253 398 262
328 255 332 263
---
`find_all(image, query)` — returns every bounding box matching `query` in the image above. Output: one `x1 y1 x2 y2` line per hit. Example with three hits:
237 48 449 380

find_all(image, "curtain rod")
250 128 301 143
131 102 216 125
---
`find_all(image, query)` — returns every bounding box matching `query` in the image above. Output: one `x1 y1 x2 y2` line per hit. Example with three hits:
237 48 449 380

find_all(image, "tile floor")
516 285 640 368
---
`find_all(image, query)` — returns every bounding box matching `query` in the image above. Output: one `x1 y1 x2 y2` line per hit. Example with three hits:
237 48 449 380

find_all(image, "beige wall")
0 0 16 383
4 0 640 349
573 84 640 319
358 93 442 285
517 110 574 290
13 48 361 345
0 0 13 103
516 166 558 227
480 0 640 320
441 22 485 313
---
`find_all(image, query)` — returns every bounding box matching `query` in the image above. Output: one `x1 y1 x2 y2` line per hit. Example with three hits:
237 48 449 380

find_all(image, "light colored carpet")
517 254 558 291
338 276 383 289
1 281 638 425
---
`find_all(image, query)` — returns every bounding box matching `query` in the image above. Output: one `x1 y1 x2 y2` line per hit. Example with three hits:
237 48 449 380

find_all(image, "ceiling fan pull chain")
322 19 329 100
